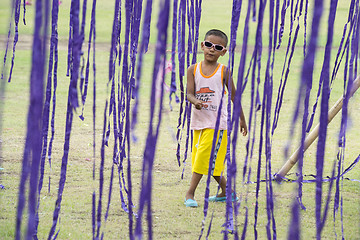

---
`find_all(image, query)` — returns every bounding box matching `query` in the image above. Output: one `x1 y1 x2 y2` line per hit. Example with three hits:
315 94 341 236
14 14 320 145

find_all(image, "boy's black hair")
204 29 228 47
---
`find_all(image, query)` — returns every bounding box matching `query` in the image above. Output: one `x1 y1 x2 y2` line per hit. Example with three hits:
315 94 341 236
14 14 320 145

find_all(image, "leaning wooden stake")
275 76 360 181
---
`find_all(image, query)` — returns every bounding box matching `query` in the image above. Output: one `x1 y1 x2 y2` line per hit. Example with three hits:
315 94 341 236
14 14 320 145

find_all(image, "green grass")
1 0 360 239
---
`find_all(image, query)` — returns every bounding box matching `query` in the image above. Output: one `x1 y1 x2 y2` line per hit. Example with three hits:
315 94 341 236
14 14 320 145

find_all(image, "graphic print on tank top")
195 87 218 111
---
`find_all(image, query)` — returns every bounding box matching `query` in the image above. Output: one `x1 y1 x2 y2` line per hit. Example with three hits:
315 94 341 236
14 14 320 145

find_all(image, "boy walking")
185 29 247 207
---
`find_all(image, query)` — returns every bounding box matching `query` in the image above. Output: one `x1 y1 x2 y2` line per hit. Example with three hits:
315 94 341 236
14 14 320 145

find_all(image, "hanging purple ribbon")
220 0 243 237
135 2 170 239
272 0 306 135
311 0 338 238
232 0 251 236
169 0 179 109
131 0 152 135
175 0 187 167
34 0 60 238
15 0 49 239
308 0 355 132
264 0 277 238
7 0 22 83
48 0 82 238
1 11 13 82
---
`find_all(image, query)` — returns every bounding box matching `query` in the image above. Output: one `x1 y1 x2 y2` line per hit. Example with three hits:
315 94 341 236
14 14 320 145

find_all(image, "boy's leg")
185 172 203 200
212 175 226 197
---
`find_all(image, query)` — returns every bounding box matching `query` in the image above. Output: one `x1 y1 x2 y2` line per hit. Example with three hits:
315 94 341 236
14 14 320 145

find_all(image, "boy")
184 29 247 207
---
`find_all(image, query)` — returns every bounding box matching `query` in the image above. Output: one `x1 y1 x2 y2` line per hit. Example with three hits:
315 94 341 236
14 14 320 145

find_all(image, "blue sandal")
208 193 239 202
184 198 198 207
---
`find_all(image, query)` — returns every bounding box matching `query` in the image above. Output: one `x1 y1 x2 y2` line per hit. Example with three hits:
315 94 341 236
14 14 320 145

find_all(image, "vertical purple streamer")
15 0 49 239
91 2 97 238
272 0 306 135
78 0 88 116
287 199 300 240
237 0 251 185
198 87 226 240
277 0 289 48
191 0 202 65
330 0 356 84
249 0 266 237
7 0 21 83
334 2 360 238
312 1 337 238
175 0 186 167
47 22 59 195
186 0 194 68
76 1 98 235
130 0 148 135
34 0 59 237
180 0 201 179
96 100 108 239
135 2 169 239
220 0 242 238
48 0 81 238
133 0 153 133
169 0 179 109
121 0 134 237
1 3 14 82
129 0 143 103
264 0 277 238
281 0 324 238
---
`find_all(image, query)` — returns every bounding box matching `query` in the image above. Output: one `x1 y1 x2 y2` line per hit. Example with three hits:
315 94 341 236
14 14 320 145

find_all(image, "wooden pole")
275 76 360 181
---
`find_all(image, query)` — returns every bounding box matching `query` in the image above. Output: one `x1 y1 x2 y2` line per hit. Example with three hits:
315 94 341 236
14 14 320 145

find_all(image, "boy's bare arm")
239 107 247 136
187 65 203 110
224 67 248 136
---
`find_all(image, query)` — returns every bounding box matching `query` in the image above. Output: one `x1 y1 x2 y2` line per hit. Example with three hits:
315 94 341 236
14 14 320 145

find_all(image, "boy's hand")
194 100 203 110
240 120 248 136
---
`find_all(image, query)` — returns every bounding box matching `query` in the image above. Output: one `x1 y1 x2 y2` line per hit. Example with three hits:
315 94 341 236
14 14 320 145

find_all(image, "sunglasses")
203 41 226 51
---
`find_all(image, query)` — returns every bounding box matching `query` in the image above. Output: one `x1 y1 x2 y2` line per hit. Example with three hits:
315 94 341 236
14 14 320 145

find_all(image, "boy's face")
201 35 227 63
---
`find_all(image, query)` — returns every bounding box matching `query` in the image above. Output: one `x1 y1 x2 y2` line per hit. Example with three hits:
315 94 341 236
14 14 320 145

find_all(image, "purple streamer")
175 0 186 167
277 0 289 48
186 0 194 68
247 0 267 237
95 100 108 239
308 0 353 132
232 0 251 237
333 4 360 237
169 0 179 109
264 0 277 238
198 79 226 240
131 0 152 135
1 2 14 82
222 0 243 237
287 200 300 240
312 1 337 238
191 0 202 65
48 0 82 238
34 0 60 237
284 0 323 216
15 0 49 239
272 0 306 135
7 0 22 83
135 2 170 239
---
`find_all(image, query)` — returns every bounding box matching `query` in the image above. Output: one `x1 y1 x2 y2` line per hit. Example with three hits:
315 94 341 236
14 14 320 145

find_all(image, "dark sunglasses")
203 41 226 51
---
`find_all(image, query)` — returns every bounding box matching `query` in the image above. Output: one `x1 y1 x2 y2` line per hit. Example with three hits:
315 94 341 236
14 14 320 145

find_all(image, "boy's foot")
208 193 239 202
184 198 198 207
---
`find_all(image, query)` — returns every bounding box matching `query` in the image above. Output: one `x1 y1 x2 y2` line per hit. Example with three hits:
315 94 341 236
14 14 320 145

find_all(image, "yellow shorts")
191 129 227 176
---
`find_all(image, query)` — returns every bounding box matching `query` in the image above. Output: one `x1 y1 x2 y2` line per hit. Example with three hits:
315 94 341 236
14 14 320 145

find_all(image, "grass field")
0 0 359 239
